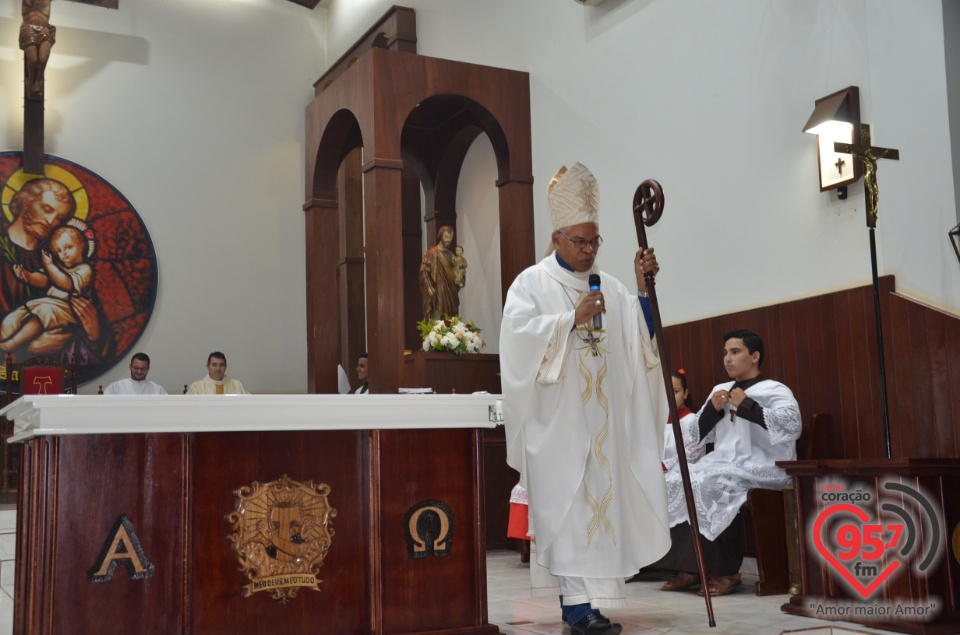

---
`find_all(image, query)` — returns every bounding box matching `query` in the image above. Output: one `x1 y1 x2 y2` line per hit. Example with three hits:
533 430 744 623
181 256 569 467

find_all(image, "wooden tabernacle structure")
303 6 535 395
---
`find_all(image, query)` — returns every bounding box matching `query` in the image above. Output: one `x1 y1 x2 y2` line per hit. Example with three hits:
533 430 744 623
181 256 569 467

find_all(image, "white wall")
1 0 955 391
329 0 960 336
0 0 326 393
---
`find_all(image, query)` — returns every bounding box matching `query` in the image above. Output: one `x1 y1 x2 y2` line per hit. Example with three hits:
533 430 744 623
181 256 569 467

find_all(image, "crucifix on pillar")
835 124 900 229
834 124 900 459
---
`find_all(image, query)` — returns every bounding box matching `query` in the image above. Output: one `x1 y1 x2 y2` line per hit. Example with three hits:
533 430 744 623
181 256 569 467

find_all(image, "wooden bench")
745 412 831 596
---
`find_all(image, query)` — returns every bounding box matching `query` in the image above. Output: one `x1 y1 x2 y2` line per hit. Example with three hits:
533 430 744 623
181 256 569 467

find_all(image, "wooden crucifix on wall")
19 0 118 175
20 0 55 174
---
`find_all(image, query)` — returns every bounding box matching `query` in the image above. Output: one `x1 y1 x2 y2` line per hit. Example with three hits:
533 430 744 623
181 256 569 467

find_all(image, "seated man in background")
351 352 369 394
657 328 800 596
104 352 167 395
187 351 250 395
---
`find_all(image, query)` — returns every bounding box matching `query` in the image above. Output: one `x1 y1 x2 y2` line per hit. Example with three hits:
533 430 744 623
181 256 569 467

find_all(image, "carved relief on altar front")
227 474 336 604
403 499 454 558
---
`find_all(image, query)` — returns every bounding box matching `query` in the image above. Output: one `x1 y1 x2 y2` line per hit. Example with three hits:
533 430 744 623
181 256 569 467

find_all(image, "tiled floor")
0 539 933 635
486 550 909 635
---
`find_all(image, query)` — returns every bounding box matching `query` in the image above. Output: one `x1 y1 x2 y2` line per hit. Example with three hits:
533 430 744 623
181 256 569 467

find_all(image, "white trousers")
529 538 627 609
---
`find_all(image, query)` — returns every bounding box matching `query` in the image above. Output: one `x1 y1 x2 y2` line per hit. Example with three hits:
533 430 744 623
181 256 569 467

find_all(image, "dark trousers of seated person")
654 517 743 577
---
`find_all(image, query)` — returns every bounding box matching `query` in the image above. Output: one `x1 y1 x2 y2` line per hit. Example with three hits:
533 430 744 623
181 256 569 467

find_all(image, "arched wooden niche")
304 16 534 395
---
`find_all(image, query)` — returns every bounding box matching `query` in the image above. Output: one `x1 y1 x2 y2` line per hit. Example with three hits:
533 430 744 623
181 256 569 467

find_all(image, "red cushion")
22 367 63 395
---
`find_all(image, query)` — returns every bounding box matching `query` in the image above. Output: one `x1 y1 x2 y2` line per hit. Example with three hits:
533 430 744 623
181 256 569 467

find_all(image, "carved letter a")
88 514 155 583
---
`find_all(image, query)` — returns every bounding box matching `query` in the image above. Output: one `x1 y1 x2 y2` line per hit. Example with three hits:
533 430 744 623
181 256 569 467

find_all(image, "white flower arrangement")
417 316 485 355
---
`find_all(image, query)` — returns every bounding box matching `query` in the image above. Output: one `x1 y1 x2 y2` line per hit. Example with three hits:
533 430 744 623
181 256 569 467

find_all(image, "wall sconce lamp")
950 224 960 267
803 86 861 199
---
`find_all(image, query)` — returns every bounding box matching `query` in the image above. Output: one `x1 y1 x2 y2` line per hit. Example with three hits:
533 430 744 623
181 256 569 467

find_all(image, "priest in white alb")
500 162 670 635
103 352 168 395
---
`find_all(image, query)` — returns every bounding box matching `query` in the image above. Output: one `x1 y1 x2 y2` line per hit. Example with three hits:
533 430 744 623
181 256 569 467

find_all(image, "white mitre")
547 162 600 230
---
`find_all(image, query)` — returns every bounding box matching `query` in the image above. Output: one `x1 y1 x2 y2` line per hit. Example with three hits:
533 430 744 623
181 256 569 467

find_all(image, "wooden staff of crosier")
633 180 716 628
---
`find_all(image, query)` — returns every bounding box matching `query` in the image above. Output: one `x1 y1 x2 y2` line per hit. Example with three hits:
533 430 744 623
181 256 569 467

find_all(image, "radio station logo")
808 478 944 621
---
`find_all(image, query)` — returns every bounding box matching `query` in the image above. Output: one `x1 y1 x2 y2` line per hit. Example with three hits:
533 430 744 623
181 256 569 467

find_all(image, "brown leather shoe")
661 571 700 591
697 573 742 596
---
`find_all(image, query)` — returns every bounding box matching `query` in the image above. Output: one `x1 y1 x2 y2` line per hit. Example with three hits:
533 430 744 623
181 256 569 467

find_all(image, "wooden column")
362 159 406 395
338 148 367 383
496 177 536 304
401 164 425 351
304 195 340 393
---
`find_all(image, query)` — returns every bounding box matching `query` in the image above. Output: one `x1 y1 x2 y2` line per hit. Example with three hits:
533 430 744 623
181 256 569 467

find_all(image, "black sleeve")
735 396 767 429
698 405 724 441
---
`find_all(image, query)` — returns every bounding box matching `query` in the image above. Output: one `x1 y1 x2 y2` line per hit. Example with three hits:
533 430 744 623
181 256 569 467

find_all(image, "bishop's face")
552 222 601 273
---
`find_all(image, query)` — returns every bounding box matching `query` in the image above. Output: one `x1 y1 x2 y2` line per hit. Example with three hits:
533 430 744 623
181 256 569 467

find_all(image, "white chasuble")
665 379 801 540
187 375 250 395
501 255 671 581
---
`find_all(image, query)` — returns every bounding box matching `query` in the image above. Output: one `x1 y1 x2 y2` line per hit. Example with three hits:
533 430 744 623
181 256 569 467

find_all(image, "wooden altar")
400 351 516 550
5 394 503 635
780 458 960 634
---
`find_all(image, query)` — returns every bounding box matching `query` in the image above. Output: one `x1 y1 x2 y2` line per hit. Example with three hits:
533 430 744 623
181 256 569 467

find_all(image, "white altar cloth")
1 394 502 443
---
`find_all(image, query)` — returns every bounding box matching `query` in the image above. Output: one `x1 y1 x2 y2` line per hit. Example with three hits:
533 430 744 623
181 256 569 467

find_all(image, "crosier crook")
633 179 716 627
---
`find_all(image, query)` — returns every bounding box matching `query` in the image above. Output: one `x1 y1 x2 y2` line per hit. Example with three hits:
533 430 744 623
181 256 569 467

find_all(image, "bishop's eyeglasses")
558 231 603 251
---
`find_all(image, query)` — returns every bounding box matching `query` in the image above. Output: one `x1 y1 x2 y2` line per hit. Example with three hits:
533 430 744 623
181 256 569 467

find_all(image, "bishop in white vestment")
501 163 670 634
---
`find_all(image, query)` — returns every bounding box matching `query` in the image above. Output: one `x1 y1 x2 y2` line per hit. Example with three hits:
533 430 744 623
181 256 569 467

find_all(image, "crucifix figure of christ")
20 0 55 175
20 0 55 101
834 124 900 228
18 0 116 175
833 123 901 459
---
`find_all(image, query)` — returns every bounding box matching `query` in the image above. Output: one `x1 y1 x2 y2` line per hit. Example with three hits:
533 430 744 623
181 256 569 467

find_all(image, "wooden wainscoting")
662 277 960 461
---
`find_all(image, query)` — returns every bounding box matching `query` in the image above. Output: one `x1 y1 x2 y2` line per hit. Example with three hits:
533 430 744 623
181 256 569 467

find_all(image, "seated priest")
103 352 168 395
187 351 250 395
657 328 801 597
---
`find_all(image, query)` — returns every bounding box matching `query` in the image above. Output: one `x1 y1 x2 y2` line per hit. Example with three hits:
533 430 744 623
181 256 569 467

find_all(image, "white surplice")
665 379 801 540
661 409 704 472
501 255 671 593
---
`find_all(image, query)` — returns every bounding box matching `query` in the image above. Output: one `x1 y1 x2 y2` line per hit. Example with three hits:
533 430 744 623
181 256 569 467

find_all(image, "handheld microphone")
589 274 602 330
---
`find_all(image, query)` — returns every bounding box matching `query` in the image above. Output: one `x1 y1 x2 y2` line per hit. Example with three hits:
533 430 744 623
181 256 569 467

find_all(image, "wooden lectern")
780 458 960 635
6 394 504 635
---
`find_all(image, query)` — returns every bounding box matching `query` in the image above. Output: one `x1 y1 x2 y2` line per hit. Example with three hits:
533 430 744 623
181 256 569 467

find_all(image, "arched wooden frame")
304 48 535 394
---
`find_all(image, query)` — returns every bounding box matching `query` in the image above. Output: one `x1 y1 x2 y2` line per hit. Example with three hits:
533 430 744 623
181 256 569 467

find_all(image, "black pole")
868 227 893 459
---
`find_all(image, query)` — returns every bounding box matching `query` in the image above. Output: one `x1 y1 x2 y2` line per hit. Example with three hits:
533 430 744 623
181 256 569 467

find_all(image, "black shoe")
569 612 622 635
563 611 606 626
